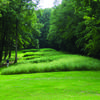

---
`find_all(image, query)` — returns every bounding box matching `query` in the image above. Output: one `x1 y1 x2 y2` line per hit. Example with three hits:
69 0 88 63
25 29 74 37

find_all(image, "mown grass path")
0 71 100 100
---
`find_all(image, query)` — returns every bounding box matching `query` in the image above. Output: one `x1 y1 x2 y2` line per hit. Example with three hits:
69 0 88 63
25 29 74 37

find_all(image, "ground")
0 48 100 100
0 71 100 100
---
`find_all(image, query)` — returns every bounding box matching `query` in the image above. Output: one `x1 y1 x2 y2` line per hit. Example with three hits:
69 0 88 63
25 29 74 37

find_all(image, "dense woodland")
0 0 41 63
47 0 100 58
0 0 100 63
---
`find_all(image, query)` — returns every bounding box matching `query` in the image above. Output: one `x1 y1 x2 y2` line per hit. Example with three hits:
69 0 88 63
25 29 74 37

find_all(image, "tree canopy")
0 0 40 63
0 0 100 63
47 0 100 58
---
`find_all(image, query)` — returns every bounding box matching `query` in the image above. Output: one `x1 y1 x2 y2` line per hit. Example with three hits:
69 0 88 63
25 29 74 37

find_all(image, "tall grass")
1 52 100 75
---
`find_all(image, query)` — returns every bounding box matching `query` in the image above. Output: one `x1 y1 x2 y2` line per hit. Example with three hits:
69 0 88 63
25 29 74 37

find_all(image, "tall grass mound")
1 48 100 75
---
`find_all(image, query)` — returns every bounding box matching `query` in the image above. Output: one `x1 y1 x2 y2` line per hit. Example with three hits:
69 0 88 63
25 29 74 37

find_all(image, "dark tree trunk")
0 41 4 62
14 1 22 63
0 13 6 62
4 48 8 60
4 36 9 59
8 38 13 58
14 18 18 63
9 45 12 58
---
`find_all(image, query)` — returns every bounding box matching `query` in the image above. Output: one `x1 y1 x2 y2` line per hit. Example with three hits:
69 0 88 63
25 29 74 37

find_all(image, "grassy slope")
0 71 100 100
1 48 100 74
0 48 100 99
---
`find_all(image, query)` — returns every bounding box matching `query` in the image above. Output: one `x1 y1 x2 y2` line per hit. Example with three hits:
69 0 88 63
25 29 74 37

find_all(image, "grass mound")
22 49 39 53
23 49 64 60
1 51 100 75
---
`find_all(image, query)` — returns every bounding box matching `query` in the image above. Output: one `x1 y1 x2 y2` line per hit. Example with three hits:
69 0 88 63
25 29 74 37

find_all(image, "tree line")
0 0 41 63
38 0 100 59
0 0 100 64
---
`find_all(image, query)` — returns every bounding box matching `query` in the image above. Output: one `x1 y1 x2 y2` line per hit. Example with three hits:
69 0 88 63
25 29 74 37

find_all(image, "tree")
12 0 40 63
75 0 100 58
37 8 51 48
0 0 10 62
48 0 79 52
0 0 41 63
48 0 100 58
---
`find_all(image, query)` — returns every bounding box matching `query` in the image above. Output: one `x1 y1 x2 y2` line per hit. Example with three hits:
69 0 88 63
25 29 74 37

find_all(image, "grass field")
1 48 100 75
0 71 100 100
0 48 100 100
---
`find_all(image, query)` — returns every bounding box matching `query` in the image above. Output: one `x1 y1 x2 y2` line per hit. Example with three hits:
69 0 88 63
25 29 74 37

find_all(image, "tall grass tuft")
1 55 100 75
1 48 100 75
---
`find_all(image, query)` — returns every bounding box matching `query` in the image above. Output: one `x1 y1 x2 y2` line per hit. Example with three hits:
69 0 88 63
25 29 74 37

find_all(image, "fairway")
0 71 100 100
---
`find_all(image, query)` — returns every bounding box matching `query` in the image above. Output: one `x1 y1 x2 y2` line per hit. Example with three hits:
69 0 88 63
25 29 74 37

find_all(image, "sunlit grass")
0 48 100 99
1 48 100 75
0 71 100 100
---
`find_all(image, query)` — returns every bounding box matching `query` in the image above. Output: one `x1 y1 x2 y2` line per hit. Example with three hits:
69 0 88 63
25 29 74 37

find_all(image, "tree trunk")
97 0 99 3
0 42 4 62
14 1 22 63
8 38 13 58
4 48 8 60
0 13 6 62
14 18 18 63
9 45 12 58
15 35 18 63
4 37 9 59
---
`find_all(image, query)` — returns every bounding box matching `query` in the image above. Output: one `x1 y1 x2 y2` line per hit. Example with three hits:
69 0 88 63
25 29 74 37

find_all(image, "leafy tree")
48 0 79 52
48 0 100 58
0 0 40 63
0 0 11 62
37 8 51 48
75 0 100 58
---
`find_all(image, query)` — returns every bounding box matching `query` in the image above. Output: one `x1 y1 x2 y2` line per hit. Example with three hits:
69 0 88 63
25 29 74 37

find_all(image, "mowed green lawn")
0 71 100 100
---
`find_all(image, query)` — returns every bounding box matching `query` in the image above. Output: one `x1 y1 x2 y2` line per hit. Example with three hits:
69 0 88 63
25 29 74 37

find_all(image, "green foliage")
75 0 100 58
0 0 41 62
47 0 100 58
37 8 51 48
48 0 80 52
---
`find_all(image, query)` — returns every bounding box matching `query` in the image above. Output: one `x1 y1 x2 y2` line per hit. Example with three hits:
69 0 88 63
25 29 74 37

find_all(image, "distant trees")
75 0 100 58
0 0 100 64
48 0 79 52
37 8 51 48
0 0 40 63
47 0 100 58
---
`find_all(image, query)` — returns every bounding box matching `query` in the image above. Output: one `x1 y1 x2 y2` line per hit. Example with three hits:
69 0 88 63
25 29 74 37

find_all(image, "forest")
0 0 100 64
0 0 100 99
